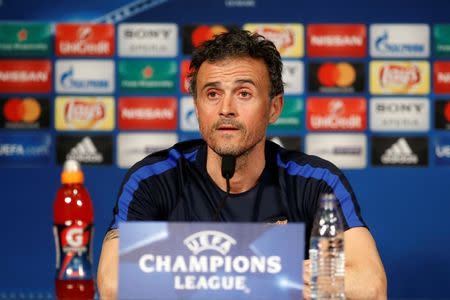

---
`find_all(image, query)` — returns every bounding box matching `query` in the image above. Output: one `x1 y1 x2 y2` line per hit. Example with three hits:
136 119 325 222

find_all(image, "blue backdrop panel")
0 0 450 299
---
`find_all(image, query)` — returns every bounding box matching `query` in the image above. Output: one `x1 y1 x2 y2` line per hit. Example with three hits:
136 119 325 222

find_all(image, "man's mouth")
217 125 239 131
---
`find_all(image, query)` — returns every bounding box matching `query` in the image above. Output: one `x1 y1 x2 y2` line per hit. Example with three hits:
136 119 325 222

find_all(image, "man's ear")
194 98 199 119
268 95 284 124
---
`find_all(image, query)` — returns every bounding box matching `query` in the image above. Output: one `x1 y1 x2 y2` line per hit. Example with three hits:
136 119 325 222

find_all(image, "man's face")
194 57 282 157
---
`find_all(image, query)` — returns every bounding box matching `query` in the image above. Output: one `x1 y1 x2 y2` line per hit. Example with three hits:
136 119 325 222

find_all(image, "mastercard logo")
3 98 41 123
191 25 229 48
445 102 450 122
317 62 356 87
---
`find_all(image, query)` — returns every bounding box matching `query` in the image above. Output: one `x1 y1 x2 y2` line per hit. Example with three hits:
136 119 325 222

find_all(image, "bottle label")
54 222 93 280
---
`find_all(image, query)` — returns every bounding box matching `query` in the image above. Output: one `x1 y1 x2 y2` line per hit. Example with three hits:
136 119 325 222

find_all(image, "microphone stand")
213 155 236 221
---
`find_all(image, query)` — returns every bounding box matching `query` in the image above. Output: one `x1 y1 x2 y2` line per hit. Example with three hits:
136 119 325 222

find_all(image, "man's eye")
207 91 218 98
240 91 251 98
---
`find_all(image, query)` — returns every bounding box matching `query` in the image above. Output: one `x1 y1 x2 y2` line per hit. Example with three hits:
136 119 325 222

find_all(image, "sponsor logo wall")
0 21 448 168
370 98 429 132
434 136 450 165
118 97 177 130
0 97 49 129
371 136 428 166
434 100 450 129
308 62 365 93
306 24 366 57
369 24 430 58
370 61 430 95
117 133 178 168
305 133 367 169
118 23 178 57
55 96 115 131
306 97 366 131
55 23 115 57
56 135 113 165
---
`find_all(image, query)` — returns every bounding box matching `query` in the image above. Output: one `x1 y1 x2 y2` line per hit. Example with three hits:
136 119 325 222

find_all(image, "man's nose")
219 94 236 117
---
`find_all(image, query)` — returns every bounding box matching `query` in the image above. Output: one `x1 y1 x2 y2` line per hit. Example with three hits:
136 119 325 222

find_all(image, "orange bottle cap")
61 160 84 184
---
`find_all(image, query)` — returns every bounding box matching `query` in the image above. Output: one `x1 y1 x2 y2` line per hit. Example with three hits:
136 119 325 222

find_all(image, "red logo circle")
444 102 450 122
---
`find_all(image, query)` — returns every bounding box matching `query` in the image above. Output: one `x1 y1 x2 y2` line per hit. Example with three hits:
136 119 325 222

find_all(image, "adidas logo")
381 138 418 164
66 137 103 163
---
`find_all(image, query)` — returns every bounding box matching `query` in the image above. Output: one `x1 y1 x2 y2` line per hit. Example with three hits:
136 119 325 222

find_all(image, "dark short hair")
188 29 284 99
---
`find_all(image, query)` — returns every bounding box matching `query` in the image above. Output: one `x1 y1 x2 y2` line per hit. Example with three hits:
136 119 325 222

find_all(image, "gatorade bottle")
53 160 95 300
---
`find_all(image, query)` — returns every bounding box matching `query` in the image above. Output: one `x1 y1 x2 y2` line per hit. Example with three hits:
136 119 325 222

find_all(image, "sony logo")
124 29 172 39
376 103 424 113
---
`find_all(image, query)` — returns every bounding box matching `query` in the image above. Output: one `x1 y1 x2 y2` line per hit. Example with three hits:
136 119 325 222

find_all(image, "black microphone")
221 155 236 194
213 155 236 221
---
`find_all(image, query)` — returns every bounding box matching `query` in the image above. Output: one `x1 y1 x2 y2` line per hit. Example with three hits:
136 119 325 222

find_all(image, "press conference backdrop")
0 0 449 298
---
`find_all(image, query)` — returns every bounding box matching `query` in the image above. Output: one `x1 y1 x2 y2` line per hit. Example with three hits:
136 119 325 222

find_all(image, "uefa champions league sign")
119 222 304 300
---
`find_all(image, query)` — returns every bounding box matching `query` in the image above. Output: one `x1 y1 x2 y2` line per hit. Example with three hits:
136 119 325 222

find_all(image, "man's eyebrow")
200 79 256 91
201 81 220 91
235 79 256 86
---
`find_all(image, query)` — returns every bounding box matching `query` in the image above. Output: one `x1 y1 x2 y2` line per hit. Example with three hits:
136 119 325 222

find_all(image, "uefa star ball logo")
183 230 237 255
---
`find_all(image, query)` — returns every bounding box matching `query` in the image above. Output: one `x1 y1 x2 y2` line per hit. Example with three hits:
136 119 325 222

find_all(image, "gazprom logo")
183 230 237 255
56 60 114 93
60 67 109 89
370 24 429 58
375 31 424 54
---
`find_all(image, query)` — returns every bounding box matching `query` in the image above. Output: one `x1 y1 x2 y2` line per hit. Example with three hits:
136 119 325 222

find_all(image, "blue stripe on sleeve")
277 154 364 228
112 149 198 228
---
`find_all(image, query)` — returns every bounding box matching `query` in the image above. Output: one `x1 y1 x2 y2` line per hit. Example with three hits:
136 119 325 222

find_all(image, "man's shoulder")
127 139 205 174
267 140 342 175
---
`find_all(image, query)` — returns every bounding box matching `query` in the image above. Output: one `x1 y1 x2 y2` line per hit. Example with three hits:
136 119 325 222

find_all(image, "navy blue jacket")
110 139 366 254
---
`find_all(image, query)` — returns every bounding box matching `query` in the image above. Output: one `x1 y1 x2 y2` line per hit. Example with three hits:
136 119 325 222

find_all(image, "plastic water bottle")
309 193 345 300
53 160 95 299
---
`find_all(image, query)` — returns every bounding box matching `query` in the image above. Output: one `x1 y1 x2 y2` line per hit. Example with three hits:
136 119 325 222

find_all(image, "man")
98 29 387 299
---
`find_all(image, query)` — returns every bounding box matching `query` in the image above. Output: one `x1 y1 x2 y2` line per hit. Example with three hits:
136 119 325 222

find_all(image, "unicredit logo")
380 65 420 87
59 39 110 55
310 100 362 129
56 24 114 56
310 34 363 47
59 26 111 55
375 31 424 54
307 98 366 131
310 116 362 129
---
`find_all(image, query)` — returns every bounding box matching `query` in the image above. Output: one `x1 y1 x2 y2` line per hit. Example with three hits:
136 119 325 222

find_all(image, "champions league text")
138 254 282 292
